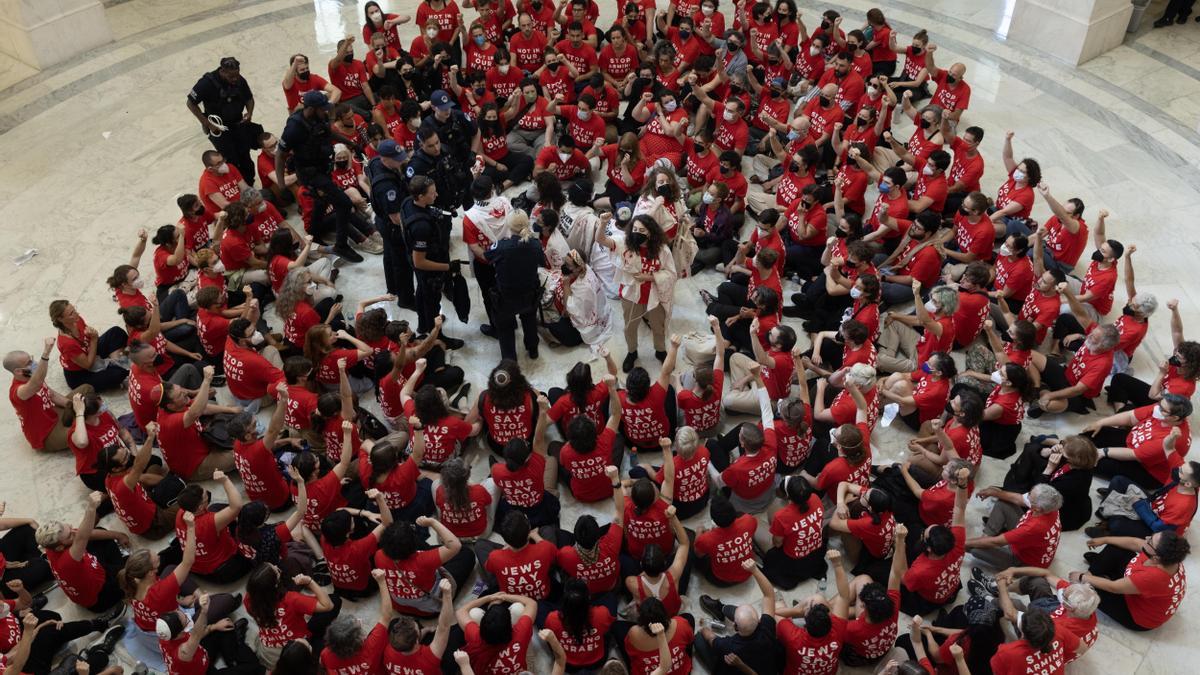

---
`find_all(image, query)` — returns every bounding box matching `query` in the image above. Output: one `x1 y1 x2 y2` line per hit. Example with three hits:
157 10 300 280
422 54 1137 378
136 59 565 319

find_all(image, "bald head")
733 604 760 636
3 351 32 376
820 83 838 99
950 63 967 79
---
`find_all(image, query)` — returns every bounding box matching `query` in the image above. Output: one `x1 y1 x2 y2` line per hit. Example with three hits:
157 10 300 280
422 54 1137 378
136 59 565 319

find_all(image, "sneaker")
234 618 249 643
699 289 717 306
450 383 472 409
967 579 994 598
1084 525 1108 538
528 344 539 360
132 663 149 675
356 236 384 255
880 403 900 427
623 352 638 373
971 566 999 596
1083 551 1099 565
699 594 726 622
655 350 667 362
715 263 725 274
440 335 465 350
480 324 497 339
1026 402 1044 419
30 594 48 613
97 624 126 654
471 578 490 597
95 602 127 627
332 244 364 263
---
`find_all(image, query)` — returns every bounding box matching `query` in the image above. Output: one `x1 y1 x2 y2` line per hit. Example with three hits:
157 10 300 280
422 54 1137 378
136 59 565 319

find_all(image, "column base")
0 0 113 70
1009 0 1133 66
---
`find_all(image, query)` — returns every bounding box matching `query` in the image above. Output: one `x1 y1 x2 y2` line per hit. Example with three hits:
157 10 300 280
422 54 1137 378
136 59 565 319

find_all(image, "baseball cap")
302 90 330 108
769 77 786 89
377 140 408 161
430 89 454 110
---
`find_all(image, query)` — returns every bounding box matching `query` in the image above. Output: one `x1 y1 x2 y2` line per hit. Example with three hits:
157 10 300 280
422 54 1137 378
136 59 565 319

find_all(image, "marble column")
0 0 113 69
1008 0 1133 66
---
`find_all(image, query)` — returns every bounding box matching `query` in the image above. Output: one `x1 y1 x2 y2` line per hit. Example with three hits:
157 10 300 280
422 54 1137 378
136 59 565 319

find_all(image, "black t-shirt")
402 199 449 264
188 70 253 122
279 110 334 174
485 237 545 294
367 157 407 231
711 614 779 675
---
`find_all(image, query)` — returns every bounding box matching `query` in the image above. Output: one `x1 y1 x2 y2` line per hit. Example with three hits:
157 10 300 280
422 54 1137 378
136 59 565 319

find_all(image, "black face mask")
767 89 778 98
819 96 832 107
335 160 350 169
626 231 647 248
1169 355 1183 367
1091 250 1106 263
834 228 848 239
656 184 673 199
946 76 957 86
297 71 310 81
855 117 868 127
959 207 971 216
728 42 741 51
1122 306 1137 317
343 53 355 63
820 20 830 30
919 118 932 129
547 62 560 71
911 46 923 55
192 206 206 217
789 162 800 173
400 70 413 79
719 165 732 175
847 43 859 51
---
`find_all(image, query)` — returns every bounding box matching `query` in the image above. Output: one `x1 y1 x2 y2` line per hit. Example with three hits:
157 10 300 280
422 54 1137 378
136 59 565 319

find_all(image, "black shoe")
790 292 808 306
1096 487 1112 499
1154 17 1173 27
210 374 226 388
623 352 638 373
95 602 127 627
967 579 993 598
480 324 497 339
450 383 472 409
699 595 726 622
781 305 807 318
441 335 465 350
971 566 999 596
1026 402 1044 419
1084 525 1108 538
655 350 667 362
329 268 340 283
29 594 47 613
234 618 249 643
333 245 364 263
528 345 539 360
690 261 704 276
97 624 126 654
1083 551 1099 565
699 289 717 307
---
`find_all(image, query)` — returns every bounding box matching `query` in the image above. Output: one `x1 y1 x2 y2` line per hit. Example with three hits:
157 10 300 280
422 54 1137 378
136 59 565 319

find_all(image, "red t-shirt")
655 448 711 503
223 339 284 401
157 409 209 479
479 390 535 447
915 315 956 365
161 633 208 675
127 364 162 430
1043 215 1089 268
770 495 824 559
949 137 985 193
911 372 950 424
1019 289 1060 342
132 574 181 632
464 614 534 675
68 412 120 476
624 498 672 559
1151 484 1198 534
197 308 230 358
954 290 991 347
1050 579 1099 645
492 452 546 508
375 548 442 604
548 382 608 430
721 434 778 501
557 525 622 594
9 379 59 450
903 525 965 603
45 545 105 607
932 68 971 112
1003 509 1061 567
357 454 417 511
995 254 1034 307
107 472 158 535
545 607 615 667
1064 341 1114 399
246 591 318 647
1123 551 1187 629
382 643 442 675
324 532 378 592
283 72 331 110
694 514 757 583
1127 405 1191 485
620 383 670 448
298 471 348 529
847 511 896 559
284 300 322 345
560 427 618 502
990 628 1080 675
233 438 291 510
625 616 693 675
1080 260 1118 315
435 484 493 538
778 614 846 675
321 623 388 674
178 510 239 574
485 541 557 599
534 146 590 181
995 170 1034 219
677 371 724 433
198 165 244 214
845 588 900 659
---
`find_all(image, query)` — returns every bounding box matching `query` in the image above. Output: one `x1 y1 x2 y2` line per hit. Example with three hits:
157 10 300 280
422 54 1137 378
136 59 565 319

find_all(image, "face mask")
547 62 560 71
834 228 848 239
297 70 310 81
767 89 779 98
924 299 938 313
728 42 740 51
828 427 838 445
250 331 265 346
215 163 230 175
578 110 591 120
786 130 799 141
847 43 859 52
946 76 958 86
400 69 412 79
475 86 487 96
999 243 1013 257
131 278 144 289
856 117 868 127
524 91 537 103
809 46 820 57
257 203 267 213
370 10 382 22
1012 169 1026 182
867 85 878 97
1122 305 1137 317
850 286 863 299
664 100 678 112
922 164 934 176
426 28 438 39
1091 250 1106 263
919 118 932 130
702 192 716 204
679 30 692 40
702 5 714 14
722 109 735 122
1169 355 1182 367
212 261 225 274
558 151 571 162
878 181 891 193
819 96 832 107
990 370 1004 385
626 231 647 248
472 34 486 46
343 53 355 63
920 362 932 374
306 281 318 295
656 184 673 199
499 64 510 74
335 160 350 169
820 20 830 30
911 46 923 55
719 165 731 175
1152 406 1167 421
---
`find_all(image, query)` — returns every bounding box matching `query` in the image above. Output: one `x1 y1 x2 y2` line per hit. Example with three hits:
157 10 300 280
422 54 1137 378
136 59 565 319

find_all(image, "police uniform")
418 110 476 166
188 69 260 183
279 108 357 253
406 144 471 214
402 197 452 333
366 156 415 307
485 235 546 360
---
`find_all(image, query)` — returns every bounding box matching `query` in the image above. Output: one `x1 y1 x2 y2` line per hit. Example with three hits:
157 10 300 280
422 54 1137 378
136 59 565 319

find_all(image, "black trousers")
494 288 540 361
414 271 447 334
705 280 754 353
209 122 259 188
1107 372 1156 409
63 327 130 392
25 610 105 675
0 525 52 597
382 228 416 307
299 170 356 247
474 259 499 328
1160 0 1197 21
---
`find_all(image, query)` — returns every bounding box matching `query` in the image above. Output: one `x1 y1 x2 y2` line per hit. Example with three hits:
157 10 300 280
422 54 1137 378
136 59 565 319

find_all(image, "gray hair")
1088 324 1121 352
1061 583 1099 618
1130 293 1158 316
324 616 365 659
846 363 877 389
275 268 311 322
239 187 263 205
675 426 700 455
930 286 959 314
1028 484 1063 513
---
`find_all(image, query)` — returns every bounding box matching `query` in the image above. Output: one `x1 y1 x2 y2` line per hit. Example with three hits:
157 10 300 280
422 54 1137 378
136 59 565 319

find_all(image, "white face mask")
306 281 318 295
924 300 938 313
426 28 438 39
1152 406 1167 421
663 100 678 112
702 192 716 204
723 109 736 122
131 278 144 289
578 110 591 120
370 10 382 22
990 370 1004 385
558 151 571 162
866 86 879 97
257 202 267 213
809 46 820 56
499 64 510 74
702 5 714 14
999 243 1013 257
922 164 934 176
1012 169 1026 182
850 286 863 299
250 331 265 346
212 261 226 274
215 163 230 175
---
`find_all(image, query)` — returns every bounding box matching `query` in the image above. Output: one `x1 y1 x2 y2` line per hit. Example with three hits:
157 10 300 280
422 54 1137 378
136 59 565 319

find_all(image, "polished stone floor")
0 0 1197 673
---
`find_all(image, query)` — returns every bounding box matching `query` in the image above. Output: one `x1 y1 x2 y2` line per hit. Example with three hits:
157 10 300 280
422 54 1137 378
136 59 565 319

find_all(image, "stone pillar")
0 0 113 69
1008 0 1132 66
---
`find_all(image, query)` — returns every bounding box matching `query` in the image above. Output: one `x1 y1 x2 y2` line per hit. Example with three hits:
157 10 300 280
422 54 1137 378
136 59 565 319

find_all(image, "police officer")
366 140 415 309
276 91 363 263
406 127 473 214
187 56 260 185
419 89 477 167
403 176 465 349
486 211 546 361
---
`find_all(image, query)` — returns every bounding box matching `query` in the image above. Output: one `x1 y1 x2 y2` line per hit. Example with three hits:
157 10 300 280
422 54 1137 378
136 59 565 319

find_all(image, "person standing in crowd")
486 211 546 361
402 176 465 349
187 57 260 185
276 91 364 263
366 139 416 309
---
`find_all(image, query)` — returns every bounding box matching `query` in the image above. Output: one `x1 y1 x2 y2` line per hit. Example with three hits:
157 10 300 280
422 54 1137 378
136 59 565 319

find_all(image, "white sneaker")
881 403 900 427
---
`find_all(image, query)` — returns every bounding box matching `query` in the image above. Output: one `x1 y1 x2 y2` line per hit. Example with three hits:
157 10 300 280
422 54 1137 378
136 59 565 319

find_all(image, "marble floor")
0 0 1198 673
